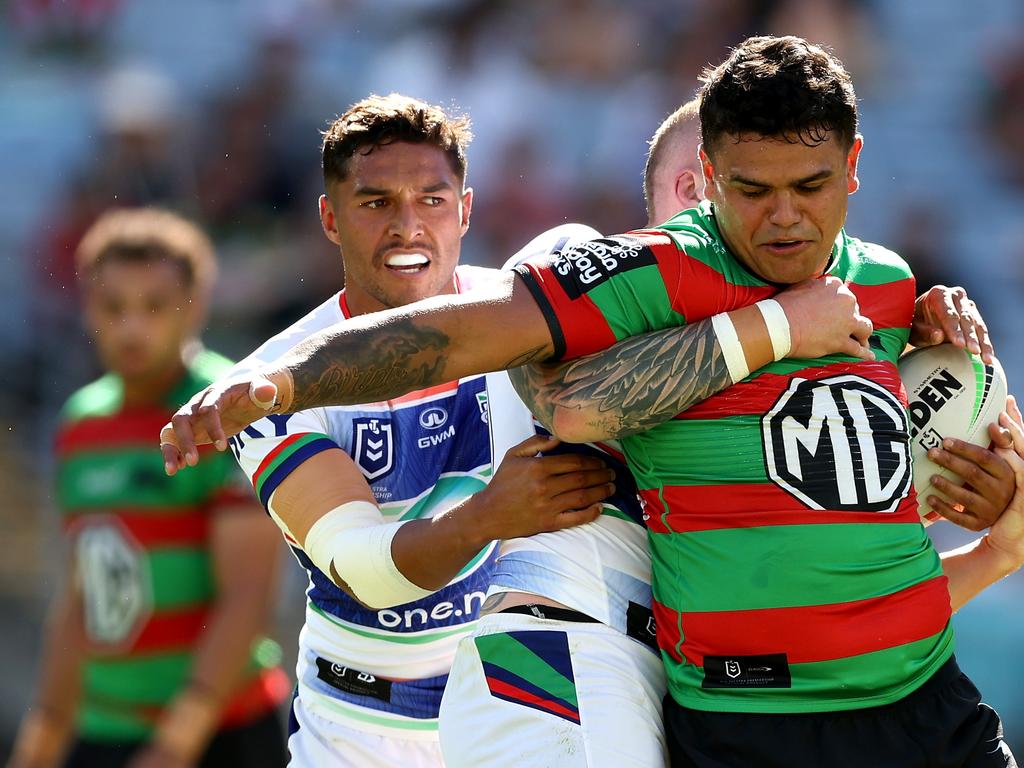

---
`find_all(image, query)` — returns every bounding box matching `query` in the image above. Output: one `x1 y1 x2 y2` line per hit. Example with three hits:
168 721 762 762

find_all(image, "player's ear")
698 144 714 190
319 194 342 246
674 170 700 211
846 135 864 195
460 186 473 235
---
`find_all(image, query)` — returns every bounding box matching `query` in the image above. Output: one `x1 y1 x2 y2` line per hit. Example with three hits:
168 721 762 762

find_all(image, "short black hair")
322 93 473 187
699 36 857 156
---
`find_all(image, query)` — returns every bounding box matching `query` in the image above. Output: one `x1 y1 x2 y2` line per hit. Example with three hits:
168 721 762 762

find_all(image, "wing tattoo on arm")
508 317 732 441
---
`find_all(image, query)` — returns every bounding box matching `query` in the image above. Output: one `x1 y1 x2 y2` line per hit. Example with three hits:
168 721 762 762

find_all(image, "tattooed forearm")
284 318 452 410
509 317 732 442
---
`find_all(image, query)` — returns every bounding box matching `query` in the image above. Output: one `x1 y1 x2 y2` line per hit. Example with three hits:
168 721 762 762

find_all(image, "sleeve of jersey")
227 410 339 511
512 231 687 361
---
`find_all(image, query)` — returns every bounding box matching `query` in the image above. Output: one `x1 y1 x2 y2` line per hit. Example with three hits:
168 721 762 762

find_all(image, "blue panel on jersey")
331 378 491 507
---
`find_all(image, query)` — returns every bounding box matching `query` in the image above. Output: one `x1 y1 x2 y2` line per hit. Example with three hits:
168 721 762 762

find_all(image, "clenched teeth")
386 253 429 267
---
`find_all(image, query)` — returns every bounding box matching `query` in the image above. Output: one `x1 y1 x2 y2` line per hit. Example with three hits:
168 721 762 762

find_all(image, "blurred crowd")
1 0 1023 759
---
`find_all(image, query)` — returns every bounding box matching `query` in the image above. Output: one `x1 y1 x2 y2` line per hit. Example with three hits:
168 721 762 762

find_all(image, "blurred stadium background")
1 0 1023 759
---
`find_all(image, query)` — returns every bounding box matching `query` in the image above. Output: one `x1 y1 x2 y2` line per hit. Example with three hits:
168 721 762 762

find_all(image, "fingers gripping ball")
899 344 1008 524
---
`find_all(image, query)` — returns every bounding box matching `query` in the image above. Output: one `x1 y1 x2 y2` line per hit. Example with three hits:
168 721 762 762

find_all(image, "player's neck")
120 358 188 408
343 289 388 317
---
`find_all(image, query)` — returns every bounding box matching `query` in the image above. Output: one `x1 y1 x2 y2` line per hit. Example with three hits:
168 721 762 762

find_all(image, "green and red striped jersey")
514 202 952 713
56 349 287 740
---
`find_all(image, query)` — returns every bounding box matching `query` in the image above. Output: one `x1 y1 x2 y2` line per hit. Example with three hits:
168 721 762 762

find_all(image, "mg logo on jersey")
763 375 911 513
419 407 448 430
353 418 395 481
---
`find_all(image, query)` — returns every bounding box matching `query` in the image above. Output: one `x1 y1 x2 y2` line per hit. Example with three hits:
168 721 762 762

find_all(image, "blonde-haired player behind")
10 209 288 768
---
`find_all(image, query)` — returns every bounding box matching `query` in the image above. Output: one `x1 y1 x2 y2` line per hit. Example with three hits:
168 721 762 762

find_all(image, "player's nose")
387 200 425 240
767 191 801 228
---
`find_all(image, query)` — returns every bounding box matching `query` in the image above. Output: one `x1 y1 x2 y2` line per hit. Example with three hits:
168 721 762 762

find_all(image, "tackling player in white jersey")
205 95 621 767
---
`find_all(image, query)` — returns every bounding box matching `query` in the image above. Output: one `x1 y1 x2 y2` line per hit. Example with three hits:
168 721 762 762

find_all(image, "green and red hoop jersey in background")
55 349 289 741
514 201 951 714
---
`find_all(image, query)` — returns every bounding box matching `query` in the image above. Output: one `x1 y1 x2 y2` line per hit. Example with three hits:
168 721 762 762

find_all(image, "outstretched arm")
286 273 550 410
161 273 551 472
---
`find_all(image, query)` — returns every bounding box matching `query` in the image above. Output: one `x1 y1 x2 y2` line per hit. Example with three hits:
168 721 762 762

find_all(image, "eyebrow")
729 169 834 188
354 181 455 197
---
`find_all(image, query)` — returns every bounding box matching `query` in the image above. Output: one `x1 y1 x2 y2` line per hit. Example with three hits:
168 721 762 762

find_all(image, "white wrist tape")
303 500 433 608
711 312 750 383
755 299 792 360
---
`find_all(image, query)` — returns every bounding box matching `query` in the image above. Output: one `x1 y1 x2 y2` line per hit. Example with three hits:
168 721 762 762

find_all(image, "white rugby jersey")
228 266 500 736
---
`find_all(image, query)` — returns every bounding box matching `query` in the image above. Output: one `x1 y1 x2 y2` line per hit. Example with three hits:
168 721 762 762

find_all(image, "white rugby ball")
898 344 1007 524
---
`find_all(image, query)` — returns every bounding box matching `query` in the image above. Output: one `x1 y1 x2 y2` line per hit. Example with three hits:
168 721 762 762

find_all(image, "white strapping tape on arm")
710 312 750 383
302 500 433 608
755 299 792 360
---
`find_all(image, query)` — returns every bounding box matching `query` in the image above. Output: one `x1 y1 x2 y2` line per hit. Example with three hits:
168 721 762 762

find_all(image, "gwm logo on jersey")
762 375 911 513
417 406 456 449
419 407 448 430
353 417 394 481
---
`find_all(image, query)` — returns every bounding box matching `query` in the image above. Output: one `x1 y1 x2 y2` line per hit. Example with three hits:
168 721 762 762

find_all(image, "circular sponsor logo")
419 407 448 430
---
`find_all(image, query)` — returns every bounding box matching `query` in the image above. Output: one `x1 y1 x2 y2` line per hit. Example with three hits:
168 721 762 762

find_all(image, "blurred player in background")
8 209 289 768
162 37 1024 767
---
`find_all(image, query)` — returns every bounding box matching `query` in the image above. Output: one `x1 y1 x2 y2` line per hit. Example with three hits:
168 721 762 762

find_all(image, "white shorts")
288 693 445 767
438 612 667 768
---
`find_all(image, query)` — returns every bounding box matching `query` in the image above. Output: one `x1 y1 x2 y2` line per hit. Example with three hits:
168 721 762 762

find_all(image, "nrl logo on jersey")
353 417 395 481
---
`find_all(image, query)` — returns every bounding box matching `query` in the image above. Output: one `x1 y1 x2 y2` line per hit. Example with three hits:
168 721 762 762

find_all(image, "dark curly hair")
699 36 857 156
322 93 473 187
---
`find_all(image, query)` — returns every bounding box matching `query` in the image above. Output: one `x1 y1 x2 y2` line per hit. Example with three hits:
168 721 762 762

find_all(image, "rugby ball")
898 344 1007 524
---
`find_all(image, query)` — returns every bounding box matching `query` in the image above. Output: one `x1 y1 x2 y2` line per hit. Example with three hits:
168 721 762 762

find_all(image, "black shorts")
664 656 1016 768
65 709 287 768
